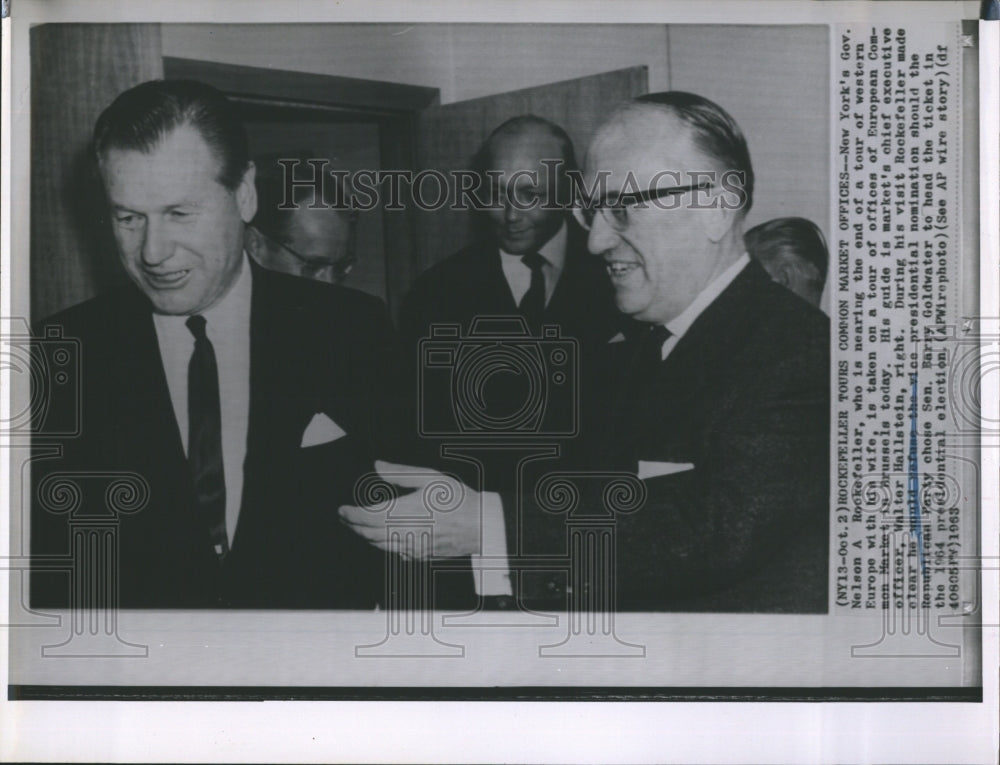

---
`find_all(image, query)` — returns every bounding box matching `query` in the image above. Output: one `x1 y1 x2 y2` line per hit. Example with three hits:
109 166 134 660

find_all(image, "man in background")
390 115 620 608
744 216 828 307
248 155 360 285
399 114 618 344
32 79 390 609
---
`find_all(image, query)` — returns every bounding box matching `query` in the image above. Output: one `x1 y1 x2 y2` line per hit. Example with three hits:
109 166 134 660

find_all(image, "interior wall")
30 24 165 321
164 22 831 310
668 24 831 308
160 23 671 103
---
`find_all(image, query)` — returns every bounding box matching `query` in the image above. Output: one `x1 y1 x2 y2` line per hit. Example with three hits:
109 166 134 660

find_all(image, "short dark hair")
635 91 755 215
744 216 828 280
93 79 250 190
252 155 356 245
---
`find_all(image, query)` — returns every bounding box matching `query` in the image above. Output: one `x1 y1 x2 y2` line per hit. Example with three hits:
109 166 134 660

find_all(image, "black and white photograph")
1 1 996 763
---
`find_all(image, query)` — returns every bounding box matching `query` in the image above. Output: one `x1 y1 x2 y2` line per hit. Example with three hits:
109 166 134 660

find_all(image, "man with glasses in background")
341 92 830 612
248 155 359 285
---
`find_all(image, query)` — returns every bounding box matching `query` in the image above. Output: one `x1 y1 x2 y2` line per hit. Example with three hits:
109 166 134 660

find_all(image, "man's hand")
338 460 483 559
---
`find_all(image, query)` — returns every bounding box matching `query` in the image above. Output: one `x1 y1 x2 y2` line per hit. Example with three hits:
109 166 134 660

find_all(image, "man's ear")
772 263 792 288
237 161 258 223
704 198 737 244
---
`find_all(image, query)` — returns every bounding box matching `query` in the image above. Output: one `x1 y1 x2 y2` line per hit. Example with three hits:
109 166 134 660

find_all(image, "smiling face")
484 129 566 255
582 109 740 325
100 123 257 315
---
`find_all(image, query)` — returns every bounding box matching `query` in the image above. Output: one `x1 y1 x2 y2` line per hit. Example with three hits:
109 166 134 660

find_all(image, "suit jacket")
395 223 621 479
31 259 392 609
398 225 620 348
392 224 620 608
514 260 831 613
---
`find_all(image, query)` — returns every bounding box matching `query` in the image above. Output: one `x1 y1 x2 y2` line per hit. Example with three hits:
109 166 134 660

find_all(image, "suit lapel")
483 246 519 313
109 289 186 470
105 288 204 553
608 261 773 455
545 221 587 319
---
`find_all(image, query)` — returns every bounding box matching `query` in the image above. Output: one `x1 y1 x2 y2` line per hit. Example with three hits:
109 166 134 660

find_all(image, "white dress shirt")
152 255 253 544
477 252 751 596
498 220 568 306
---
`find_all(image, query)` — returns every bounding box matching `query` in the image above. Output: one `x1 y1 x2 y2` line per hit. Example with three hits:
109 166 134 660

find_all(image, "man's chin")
499 242 531 255
143 290 202 316
496 231 537 254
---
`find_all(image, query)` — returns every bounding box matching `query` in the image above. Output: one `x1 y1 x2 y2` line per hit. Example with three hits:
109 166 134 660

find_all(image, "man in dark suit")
399 114 618 348
247 154 360 285
31 80 390 609
389 116 618 607
342 92 830 613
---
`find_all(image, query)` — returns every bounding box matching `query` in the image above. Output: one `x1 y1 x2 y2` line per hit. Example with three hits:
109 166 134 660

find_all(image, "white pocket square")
608 331 627 344
637 460 695 480
301 413 347 447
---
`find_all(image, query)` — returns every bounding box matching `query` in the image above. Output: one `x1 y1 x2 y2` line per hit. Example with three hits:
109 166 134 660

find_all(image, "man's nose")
502 197 522 224
140 220 173 266
586 209 620 255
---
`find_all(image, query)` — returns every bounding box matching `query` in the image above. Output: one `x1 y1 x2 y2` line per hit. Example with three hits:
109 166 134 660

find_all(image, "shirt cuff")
471 491 512 596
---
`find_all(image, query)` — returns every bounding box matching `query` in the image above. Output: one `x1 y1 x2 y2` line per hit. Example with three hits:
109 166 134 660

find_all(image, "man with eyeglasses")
248 155 360 285
341 92 830 613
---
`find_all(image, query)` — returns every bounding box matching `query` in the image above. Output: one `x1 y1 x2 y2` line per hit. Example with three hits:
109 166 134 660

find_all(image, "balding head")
473 115 577 255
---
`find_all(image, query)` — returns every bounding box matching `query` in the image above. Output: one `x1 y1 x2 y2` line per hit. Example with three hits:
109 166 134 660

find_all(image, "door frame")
162 56 440 313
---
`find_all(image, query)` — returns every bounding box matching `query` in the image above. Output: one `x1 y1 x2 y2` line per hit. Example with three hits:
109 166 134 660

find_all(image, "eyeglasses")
255 227 357 283
279 239 357 282
573 181 714 232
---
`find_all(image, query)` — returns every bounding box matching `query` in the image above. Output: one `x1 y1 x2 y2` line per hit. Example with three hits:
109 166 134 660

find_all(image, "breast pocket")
296 434 376 508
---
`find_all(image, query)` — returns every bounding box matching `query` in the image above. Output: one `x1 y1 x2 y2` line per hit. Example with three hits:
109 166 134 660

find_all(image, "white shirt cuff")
471 491 512 596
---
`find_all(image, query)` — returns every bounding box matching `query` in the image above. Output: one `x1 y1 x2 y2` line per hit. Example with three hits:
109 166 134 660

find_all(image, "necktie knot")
521 252 546 273
186 314 208 341
648 324 672 346
638 324 672 368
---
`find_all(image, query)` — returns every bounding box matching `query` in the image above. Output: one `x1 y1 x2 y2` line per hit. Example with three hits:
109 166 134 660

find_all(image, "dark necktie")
518 252 547 332
634 324 673 383
186 315 229 559
604 323 673 463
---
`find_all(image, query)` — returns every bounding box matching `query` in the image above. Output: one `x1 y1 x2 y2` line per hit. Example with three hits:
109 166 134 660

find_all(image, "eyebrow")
110 200 204 213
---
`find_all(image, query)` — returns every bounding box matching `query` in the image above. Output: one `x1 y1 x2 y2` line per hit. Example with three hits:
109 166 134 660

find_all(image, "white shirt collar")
663 252 750 341
498 219 568 272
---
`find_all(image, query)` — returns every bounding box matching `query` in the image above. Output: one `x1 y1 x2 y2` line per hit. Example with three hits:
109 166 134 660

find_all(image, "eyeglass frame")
256 213 359 283
572 180 715 232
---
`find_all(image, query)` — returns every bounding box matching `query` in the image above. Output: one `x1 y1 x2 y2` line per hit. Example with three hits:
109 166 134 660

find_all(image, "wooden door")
412 66 648 277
